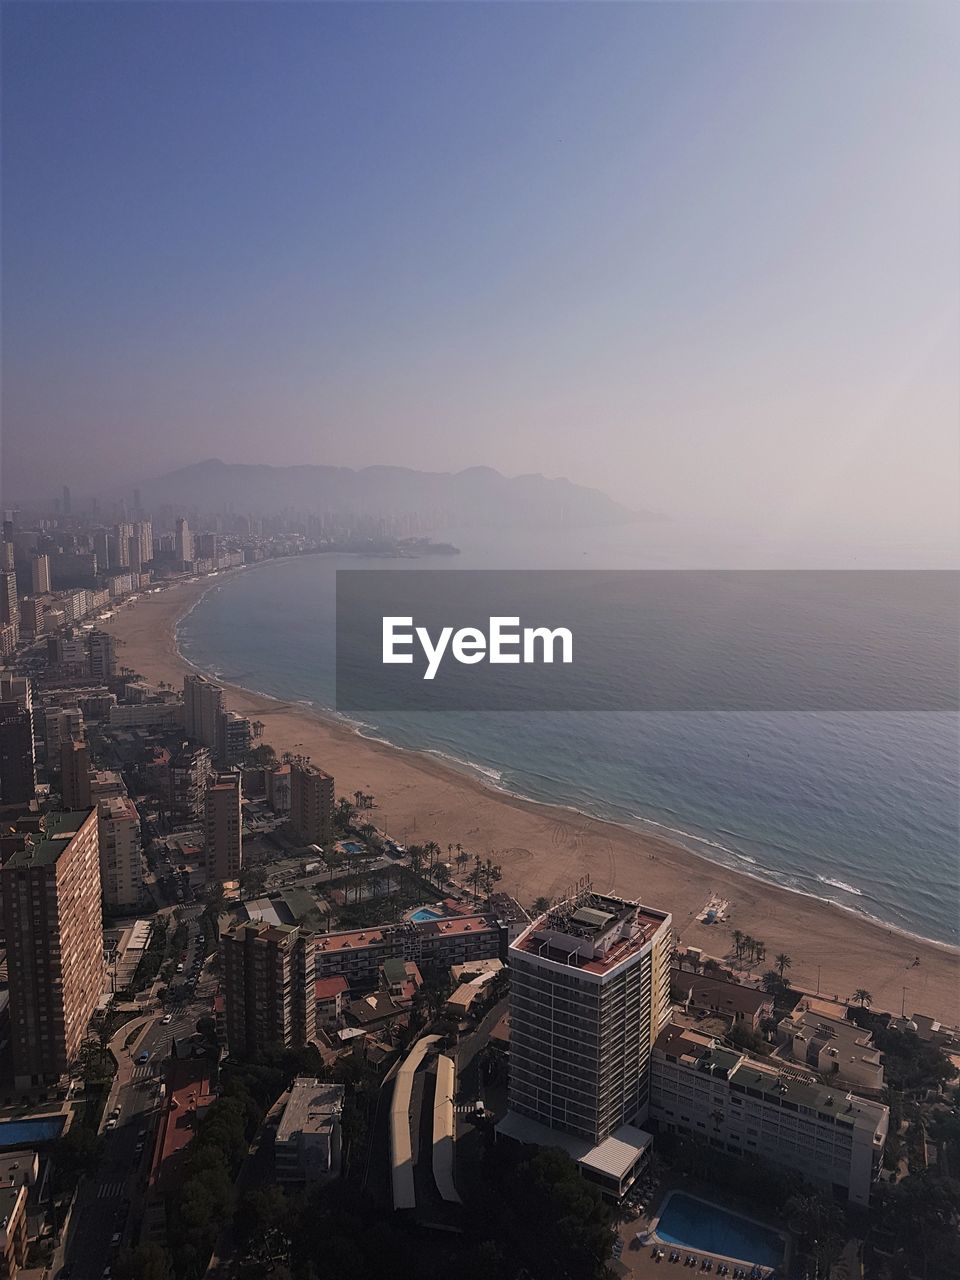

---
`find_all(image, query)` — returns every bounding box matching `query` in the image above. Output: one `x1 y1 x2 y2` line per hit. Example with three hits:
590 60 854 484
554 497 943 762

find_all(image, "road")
61 900 214 1279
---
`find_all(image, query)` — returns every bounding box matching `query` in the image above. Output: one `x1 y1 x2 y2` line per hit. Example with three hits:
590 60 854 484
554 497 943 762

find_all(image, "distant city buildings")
175 517 193 566
289 761 334 847
0 681 35 810
30 554 51 595
0 809 104 1088
204 770 242 881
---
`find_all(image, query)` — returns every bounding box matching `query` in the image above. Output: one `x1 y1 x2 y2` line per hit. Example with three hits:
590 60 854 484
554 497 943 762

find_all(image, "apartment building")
0 700 35 810
314 915 507 990
0 1182 28 1280
204 771 242 882
778 1001 884 1093
221 920 316 1056
289 762 334 846
183 674 224 750
649 1022 888 1206
97 794 143 911
168 743 211 819
0 810 104 1088
60 738 92 810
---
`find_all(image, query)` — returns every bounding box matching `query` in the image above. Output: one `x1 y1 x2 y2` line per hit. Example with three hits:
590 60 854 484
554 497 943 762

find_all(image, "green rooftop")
3 810 94 870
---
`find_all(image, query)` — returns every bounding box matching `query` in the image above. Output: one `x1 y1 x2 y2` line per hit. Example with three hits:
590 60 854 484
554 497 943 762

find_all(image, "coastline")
105 572 960 1024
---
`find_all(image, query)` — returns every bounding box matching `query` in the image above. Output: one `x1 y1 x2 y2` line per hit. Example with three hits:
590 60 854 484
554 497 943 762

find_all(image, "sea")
177 522 960 948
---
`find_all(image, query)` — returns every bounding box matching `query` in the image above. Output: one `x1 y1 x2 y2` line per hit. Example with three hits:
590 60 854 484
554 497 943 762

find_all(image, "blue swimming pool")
340 841 365 854
409 907 446 922
0 1116 66 1148
655 1192 784 1268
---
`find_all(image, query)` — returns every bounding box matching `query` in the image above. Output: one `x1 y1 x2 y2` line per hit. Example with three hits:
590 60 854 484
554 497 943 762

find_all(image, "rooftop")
512 893 670 975
276 1077 344 1146
671 968 773 1017
314 914 498 953
3 809 95 869
496 1110 653 1182
315 975 349 1000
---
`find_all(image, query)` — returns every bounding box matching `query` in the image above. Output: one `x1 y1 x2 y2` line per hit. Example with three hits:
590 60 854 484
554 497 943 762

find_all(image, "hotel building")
498 893 673 1198
648 1022 888 1206
183 674 224 750
0 810 104 1087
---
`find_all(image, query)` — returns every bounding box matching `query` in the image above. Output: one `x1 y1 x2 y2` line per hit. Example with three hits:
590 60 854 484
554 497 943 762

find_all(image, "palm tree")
754 941 766 966
776 952 792 979
852 988 873 1009
732 929 744 961
742 935 756 964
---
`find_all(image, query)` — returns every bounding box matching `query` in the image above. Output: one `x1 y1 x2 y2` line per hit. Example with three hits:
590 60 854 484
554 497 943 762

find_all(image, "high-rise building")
60 738 92 810
97 794 142 911
221 920 316 1056
0 571 18 645
168 743 211 819
205 770 242 881
175 517 193 565
0 699 36 810
1 809 104 1087
30 554 51 595
218 710 251 764
92 529 110 572
137 519 153 566
0 542 14 572
499 893 673 1199
127 535 142 575
183 674 224 749
18 596 44 638
289 762 334 847
87 630 116 682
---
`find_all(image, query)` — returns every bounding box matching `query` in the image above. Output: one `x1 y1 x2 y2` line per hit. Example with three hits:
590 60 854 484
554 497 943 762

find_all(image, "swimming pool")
339 841 365 855
409 906 446 923
0 1116 66 1148
654 1192 784 1268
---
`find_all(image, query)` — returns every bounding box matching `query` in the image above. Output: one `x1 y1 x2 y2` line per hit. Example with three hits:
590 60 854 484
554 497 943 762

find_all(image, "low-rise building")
315 975 349 1028
671 968 774 1030
314 915 506 990
275 1077 344 1185
0 1183 28 1280
778 1002 884 1093
649 1022 888 1206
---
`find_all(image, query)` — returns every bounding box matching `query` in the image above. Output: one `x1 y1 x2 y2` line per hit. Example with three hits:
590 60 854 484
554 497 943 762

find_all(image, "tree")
113 1243 173 1280
531 895 550 916
776 952 791 979
243 743 277 769
852 987 873 1009
732 929 744 960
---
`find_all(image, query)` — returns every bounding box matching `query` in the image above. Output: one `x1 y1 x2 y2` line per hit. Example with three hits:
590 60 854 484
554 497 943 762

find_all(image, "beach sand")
104 572 960 1024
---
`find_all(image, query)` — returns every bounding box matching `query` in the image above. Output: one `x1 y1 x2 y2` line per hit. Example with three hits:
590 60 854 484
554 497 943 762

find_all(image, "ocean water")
178 525 960 946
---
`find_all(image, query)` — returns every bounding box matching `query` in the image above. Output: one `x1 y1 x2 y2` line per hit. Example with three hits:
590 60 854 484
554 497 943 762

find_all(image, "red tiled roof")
315 975 349 999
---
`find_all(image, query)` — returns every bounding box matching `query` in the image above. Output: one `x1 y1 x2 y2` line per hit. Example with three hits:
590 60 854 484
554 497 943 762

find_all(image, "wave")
816 875 864 897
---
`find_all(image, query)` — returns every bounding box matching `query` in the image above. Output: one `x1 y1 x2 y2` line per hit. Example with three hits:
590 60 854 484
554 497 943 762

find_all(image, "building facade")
507 894 673 1147
648 1023 888 1206
97 794 143 911
221 921 316 1056
204 771 242 882
289 762 334 846
0 810 104 1087
60 738 92 811
0 700 35 810
183 674 224 750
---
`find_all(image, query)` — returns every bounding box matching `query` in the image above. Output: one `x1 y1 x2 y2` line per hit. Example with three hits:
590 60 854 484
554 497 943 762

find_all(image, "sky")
2 1 958 548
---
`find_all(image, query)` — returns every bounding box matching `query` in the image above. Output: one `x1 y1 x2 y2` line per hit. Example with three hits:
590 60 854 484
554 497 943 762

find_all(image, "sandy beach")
104 571 960 1025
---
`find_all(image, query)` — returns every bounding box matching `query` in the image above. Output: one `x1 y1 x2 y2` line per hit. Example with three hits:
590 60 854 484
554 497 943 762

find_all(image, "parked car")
162 1013 173 1024
136 1051 150 1065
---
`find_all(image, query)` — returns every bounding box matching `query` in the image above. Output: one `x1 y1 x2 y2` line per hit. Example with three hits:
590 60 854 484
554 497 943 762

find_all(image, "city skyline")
2 2 958 548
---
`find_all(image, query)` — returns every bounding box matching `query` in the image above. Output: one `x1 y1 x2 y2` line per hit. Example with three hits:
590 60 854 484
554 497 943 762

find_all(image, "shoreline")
105 571 960 1024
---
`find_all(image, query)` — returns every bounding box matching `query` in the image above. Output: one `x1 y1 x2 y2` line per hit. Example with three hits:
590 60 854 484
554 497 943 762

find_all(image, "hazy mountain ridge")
132 459 643 527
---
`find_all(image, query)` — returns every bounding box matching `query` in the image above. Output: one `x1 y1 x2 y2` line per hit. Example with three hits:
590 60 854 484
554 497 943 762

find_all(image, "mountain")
129 459 643 527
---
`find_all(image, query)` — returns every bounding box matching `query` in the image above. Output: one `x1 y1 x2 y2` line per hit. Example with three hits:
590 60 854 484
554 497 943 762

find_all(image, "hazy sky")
2 1 957 545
